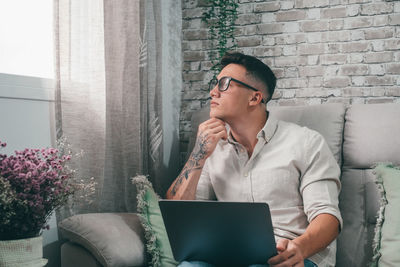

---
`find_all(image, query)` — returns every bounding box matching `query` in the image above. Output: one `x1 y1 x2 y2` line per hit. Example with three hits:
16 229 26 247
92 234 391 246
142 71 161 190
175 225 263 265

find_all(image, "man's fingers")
276 239 289 252
268 250 294 265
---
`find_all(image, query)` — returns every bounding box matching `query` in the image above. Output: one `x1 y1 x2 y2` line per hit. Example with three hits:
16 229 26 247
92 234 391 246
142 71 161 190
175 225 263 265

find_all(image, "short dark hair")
220 52 276 102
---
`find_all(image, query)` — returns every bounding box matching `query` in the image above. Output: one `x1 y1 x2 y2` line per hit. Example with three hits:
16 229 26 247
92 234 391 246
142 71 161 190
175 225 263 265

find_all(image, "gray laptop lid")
159 200 277 266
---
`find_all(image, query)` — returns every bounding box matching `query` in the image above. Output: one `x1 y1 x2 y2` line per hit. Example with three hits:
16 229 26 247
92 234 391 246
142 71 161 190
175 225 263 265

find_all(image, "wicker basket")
0 236 48 267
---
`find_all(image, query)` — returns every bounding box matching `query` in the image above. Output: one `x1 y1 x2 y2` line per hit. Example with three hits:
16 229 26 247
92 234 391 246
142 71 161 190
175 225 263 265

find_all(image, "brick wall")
180 0 400 160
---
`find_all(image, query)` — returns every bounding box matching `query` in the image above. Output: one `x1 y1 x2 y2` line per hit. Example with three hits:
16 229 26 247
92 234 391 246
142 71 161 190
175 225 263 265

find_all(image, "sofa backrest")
337 103 400 267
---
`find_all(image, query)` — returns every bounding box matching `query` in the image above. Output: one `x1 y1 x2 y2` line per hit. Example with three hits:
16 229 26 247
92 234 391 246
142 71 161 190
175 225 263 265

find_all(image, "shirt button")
244 173 248 177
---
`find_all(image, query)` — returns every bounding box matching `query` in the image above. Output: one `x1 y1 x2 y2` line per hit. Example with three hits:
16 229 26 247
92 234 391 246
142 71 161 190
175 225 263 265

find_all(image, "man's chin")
209 110 222 120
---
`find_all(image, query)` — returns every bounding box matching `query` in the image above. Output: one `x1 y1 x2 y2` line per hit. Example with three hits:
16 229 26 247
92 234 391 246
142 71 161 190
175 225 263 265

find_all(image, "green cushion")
372 164 400 267
132 175 178 267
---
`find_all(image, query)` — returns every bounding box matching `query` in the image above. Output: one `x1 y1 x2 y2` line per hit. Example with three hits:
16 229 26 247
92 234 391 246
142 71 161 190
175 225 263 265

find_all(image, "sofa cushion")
132 175 178 267
371 164 400 267
59 213 146 267
336 168 380 267
343 103 400 168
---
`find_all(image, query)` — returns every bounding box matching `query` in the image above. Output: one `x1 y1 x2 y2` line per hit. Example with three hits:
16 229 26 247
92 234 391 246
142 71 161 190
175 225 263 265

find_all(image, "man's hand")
165 118 227 200
192 118 227 162
268 239 305 267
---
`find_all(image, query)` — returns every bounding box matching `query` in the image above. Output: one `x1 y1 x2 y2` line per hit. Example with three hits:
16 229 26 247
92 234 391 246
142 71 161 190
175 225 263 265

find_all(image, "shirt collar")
257 112 278 143
226 112 279 144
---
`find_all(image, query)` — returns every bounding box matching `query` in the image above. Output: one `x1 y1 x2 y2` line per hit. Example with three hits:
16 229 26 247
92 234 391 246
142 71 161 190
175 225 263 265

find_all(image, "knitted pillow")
132 175 178 267
371 164 400 267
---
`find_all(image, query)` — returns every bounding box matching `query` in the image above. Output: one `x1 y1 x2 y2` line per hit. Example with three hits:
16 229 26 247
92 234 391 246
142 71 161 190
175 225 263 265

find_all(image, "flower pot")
0 235 48 267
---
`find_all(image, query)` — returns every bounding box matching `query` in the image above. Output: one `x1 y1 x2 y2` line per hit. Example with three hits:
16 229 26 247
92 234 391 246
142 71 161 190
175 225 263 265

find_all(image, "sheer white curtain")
54 0 165 218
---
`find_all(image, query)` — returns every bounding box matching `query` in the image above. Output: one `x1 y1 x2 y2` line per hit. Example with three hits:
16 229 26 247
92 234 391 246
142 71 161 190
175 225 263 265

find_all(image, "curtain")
54 0 164 219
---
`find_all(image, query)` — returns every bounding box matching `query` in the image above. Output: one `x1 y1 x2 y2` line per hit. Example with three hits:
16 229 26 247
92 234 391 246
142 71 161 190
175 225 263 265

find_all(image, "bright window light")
0 0 54 79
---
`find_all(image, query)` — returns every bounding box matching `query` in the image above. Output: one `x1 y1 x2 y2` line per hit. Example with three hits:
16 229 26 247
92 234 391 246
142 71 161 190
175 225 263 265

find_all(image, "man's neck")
229 110 268 157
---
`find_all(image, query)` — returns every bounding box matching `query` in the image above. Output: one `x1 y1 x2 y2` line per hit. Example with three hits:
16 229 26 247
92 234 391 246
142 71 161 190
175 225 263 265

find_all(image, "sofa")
58 103 400 267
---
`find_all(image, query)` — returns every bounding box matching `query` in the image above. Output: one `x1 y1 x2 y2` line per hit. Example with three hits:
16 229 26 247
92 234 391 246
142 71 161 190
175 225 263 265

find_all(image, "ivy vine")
202 0 239 75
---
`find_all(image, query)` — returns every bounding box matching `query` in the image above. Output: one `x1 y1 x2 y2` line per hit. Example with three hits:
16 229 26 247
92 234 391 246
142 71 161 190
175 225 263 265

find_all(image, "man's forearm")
293 213 340 259
165 155 205 200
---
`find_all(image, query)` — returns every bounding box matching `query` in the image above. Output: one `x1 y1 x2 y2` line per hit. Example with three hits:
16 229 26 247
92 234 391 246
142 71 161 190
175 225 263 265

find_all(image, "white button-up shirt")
196 115 342 267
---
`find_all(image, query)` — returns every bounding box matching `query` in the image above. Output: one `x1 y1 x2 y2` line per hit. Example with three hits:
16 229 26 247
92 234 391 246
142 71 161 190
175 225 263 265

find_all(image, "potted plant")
0 139 95 266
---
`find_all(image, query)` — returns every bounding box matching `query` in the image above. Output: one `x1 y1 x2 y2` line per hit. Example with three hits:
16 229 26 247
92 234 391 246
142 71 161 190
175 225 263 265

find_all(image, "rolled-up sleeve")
300 131 343 229
195 160 217 200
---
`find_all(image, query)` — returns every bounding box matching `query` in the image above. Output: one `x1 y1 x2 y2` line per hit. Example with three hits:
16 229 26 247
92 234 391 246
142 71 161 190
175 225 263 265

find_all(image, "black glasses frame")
209 76 265 103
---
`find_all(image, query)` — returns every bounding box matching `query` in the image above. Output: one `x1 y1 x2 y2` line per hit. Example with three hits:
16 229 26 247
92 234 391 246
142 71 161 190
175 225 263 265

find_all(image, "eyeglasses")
209 76 265 103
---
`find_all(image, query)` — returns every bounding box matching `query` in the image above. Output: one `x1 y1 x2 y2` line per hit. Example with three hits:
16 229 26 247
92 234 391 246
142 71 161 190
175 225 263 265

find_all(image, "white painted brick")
283 45 297 56
350 30 365 41
285 67 299 78
395 2 400 13
307 9 321 19
361 3 393 16
371 40 385 52
261 13 275 23
295 0 329 8
324 76 350 88
298 43 326 55
276 10 306 22
329 20 344 30
282 89 296 98
364 52 393 63
281 1 295 10
374 16 389 27
347 4 360 17
352 76 366 86
321 7 346 19
320 54 347 65
365 76 395 86
327 31 351 42
344 17 373 29
307 98 322 105
283 22 300 33
262 37 275 46
395 51 400 62
349 53 364 63
364 28 394 40
341 42 369 53
276 33 306 44
369 64 385 76
279 78 308 88
308 77 323 87
308 55 319 65
351 97 366 104
301 21 329 32
385 39 400 51
389 14 400 26
299 66 325 76
325 65 340 76
328 43 340 54
307 32 323 43
340 64 368 75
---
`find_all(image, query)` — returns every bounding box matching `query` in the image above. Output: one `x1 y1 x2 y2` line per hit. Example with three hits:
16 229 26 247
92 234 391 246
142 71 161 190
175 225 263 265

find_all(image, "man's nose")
209 85 219 98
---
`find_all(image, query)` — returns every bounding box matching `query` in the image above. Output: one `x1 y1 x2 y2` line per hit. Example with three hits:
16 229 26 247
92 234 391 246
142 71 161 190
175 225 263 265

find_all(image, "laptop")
159 200 277 266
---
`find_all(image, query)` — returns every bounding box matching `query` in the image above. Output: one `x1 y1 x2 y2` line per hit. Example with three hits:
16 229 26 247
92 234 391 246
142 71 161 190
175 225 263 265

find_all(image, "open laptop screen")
159 200 277 266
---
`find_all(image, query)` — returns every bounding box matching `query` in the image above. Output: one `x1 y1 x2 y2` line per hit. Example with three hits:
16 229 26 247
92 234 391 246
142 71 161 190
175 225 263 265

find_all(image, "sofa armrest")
59 213 147 267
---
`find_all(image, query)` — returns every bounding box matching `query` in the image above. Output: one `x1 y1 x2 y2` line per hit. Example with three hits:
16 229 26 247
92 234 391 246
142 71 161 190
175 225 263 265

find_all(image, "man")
166 52 342 267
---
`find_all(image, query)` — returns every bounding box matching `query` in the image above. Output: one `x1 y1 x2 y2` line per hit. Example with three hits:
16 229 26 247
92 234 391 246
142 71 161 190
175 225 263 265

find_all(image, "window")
0 0 54 79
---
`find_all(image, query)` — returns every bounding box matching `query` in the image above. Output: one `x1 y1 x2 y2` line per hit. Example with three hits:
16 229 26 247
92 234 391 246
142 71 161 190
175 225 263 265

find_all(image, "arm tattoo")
170 133 210 196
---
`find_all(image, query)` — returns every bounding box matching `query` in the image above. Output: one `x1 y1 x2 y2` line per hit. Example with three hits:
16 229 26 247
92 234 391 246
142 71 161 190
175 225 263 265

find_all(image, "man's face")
209 63 260 122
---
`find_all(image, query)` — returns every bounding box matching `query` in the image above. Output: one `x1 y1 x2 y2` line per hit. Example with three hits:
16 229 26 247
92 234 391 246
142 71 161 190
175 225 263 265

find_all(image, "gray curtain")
54 0 164 218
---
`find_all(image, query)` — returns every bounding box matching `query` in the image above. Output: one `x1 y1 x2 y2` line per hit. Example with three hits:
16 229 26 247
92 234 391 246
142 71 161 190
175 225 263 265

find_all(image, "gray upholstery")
59 103 400 267
336 103 400 267
61 242 102 267
59 213 146 267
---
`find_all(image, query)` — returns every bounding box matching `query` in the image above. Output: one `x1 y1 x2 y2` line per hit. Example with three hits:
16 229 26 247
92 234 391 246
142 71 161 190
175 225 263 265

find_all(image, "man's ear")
249 92 264 106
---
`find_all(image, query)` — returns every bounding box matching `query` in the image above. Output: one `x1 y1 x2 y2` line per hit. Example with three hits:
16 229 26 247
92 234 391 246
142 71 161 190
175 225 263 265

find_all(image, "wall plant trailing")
202 0 238 76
